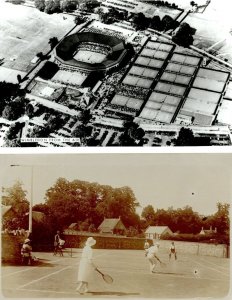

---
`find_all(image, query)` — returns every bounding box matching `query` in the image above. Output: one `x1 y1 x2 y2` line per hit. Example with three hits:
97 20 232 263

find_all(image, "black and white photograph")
1 153 230 298
0 0 232 147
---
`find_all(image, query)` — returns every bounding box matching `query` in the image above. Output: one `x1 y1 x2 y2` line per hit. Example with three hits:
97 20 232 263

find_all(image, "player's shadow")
88 291 140 296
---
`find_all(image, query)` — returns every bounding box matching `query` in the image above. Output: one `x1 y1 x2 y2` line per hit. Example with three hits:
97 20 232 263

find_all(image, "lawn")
2 249 230 298
0 2 74 72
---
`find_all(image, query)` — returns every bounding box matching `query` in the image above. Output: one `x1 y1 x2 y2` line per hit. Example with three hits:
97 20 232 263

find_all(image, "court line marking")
103 267 228 282
198 257 229 271
17 265 74 289
2 258 65 278
16 252 108 289
189 259 230 277
5 288 79 296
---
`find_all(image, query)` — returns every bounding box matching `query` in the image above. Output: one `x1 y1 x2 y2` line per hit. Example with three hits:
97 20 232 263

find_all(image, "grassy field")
0 2 74 72
2 249 230 298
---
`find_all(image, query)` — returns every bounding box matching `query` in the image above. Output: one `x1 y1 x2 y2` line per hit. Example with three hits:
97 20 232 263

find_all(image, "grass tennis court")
146 41 173 53
135 57 165 69
166 63 196 75
2 249 229 298
170 54 201 66
129 66 159 79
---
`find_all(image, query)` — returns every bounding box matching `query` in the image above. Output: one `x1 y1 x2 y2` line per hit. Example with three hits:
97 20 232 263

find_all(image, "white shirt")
147 245 159 259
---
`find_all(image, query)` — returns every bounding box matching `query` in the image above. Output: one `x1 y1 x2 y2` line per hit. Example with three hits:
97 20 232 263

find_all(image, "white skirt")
77 258 93 282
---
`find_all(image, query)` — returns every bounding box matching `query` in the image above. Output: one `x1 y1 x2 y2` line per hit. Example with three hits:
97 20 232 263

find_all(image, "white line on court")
17 288 79 296
1 257 66 278
16 265 73 289
198 257 229 271
104 267 228 282
189 259 230 277
16 252 108 290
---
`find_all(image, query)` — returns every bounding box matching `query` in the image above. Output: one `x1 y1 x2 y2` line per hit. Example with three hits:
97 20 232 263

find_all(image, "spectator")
21 239 32 265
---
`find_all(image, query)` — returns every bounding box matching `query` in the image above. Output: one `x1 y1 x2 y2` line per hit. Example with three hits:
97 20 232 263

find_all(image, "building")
54 31 129 74
199 226 217 235
145 226 173 239
98 217 126 235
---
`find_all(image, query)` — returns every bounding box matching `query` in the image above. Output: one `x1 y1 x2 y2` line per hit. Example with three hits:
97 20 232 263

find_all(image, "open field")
1 249 230 298
0 2 74 72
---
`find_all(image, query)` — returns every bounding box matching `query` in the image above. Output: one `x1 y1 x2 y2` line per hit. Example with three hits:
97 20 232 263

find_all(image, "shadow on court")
88 291 140 296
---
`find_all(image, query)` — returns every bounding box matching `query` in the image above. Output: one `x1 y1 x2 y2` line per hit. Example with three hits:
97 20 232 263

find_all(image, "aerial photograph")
0 0 232 147
1 153 231 297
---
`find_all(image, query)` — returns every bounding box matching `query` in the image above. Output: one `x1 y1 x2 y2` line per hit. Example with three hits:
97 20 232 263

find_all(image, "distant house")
98 217 126 235
145 226 173 240
199 226 217 235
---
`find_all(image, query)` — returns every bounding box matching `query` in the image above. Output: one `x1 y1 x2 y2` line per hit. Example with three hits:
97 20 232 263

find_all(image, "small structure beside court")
145 225 173 240
98 217 126 235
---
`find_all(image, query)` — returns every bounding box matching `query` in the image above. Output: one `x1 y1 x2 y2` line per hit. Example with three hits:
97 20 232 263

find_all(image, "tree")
141 205 155 225
60 0 77 12
34 0 45 11
150 15 163 31
118 122 145 146
44 178 140 229
74 14 86 25
175 127 195 146
132 13 151 31
2 181 29 230
172 22 196 47
48 37 59 49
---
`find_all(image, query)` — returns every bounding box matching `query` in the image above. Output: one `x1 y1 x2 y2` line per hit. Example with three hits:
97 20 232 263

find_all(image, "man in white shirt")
146 241 160 273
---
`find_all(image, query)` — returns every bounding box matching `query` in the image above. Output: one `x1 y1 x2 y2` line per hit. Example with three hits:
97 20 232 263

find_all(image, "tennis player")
169 241 177 260
146 240 160 273
76 237 96 294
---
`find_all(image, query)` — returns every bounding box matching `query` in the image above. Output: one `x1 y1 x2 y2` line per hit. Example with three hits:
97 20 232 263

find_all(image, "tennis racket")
95 268 113 284
154 256 166 268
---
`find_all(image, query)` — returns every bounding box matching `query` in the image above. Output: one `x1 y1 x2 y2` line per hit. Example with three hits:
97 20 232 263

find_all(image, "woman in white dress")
76 237 96 294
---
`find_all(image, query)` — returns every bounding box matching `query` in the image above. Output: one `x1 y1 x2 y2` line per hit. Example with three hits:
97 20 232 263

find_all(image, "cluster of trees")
112 121 146 146
34 0 100 14
172 22 196 48
97 7 128 25
150 1 179 9
43 177 140 227
174 127 211 146
142 203 230 243
2 182 29 230
2 179 229 245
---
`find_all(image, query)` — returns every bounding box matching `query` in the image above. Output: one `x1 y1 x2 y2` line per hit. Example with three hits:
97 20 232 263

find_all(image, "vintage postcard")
1 153 230 298
0 0 232 147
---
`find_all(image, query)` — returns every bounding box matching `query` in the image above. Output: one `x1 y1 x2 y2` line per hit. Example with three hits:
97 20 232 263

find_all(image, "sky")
1 152 231 216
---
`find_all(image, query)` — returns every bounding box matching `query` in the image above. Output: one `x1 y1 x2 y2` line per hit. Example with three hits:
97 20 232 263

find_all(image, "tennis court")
182 88 221 115
2 249 229 298
160 72 191 86
129 66 159 79
154 82 186 96
135 57 165 69
170 54 201 66
111 94 144 111
165 63 196 75
146 41 174 53
141 49 169 60
123 75 153 89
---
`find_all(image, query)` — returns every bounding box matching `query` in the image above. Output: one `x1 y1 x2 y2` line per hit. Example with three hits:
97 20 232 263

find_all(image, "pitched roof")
145 226 172 234
25 211 45 223
1 205 12 217
69 223 78 229
98 218 123 231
